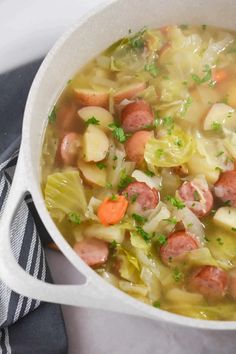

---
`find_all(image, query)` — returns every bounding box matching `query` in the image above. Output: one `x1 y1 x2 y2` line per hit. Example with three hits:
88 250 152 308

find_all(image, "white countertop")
1 0 236 353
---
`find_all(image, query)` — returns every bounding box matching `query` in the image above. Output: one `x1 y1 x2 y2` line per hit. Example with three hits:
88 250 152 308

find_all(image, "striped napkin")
0 61 68 354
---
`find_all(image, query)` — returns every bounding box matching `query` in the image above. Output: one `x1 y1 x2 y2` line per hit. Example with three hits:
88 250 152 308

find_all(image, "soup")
41 25 236 321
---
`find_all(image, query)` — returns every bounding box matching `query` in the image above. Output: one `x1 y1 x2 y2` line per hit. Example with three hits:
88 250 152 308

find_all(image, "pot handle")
0 154 138 315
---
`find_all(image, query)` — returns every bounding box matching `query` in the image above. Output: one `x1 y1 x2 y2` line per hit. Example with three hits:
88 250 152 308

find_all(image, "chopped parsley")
145 169 155 177
216 151 224 157
172 267 183 282
132 213 147 224
106 182 113 189
128 27 146 50
163 217 178 225
136 226 151 242
118 169 133 190
187 223 193 228
130 194 138 203
166 195 185 209
223 200 231 206
156 148 164 158
68 212 81 225
194 190 200 201
67 79 72 84
108 123 127 143
96 162 107 169
174 138 183 147
232 227 236 232
191 65 212 85
181 96 192 117
202 24 207 30
163 116 174 127
144 63 160 78
211 121 222 132
216 237 224 246
110 194 118 201
48 105 57 123
153 111 161 128
156 234 167 245
85 116 100 126
113 155 118 161
153 300 161 308
109 240 118 251
204 236 210 242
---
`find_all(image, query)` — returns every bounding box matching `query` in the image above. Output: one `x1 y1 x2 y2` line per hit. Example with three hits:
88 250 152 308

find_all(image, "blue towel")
0 60 68 354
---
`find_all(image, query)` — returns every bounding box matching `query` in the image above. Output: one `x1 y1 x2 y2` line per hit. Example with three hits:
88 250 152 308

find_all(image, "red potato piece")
122 181 159 211
74 88 109 108
121 100 154 133
178 181 214 218
188 266 228 300
228 269 236 300
125 130 152 163
57 102 78 133
74 238 109 267
214 171 236 207
114 82 147 104
160 231 199 265
60 132 81 166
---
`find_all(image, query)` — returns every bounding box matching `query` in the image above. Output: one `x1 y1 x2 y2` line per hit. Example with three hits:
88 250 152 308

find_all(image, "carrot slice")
213 69 228 84
97 195 128 226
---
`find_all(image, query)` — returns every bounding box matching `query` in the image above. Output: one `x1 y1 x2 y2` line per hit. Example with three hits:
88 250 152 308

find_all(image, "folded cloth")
0 61 68 354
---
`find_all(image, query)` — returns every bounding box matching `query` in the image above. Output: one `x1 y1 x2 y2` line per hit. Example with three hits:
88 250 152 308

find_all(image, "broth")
41 25 236 320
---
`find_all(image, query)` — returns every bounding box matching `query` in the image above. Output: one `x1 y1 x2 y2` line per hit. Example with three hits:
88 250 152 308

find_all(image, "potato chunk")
78 161 106 187
213 207 236 231
83 125 109 162
203 103 236 131
78 106 113 131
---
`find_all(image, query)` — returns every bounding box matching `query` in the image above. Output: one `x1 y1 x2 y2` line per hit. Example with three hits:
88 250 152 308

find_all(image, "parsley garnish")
106 182 113 189
232 227 236 232
48 105 57 123
163 217 178 225
96 162 107 169
191 65 212 85
144 63 160 78
211 121 222 132
172 267 183 282
156 234 167 245
128 27 146 50
118 169 133 190
145 170 155 177
166 196 185 209
132 213 147 225
136 226 151 242
216 237 224 245
223 200 231 206
68 212 81 224
130 194 138 203
174 138 183 147
156 148 164 158
153 300 161 308
110 194 118 201
194 190 200 201
109 240 118 251
85 116 100 126
216 151 224 157
181 96 192 116
163 116 174 127
108 123 127 143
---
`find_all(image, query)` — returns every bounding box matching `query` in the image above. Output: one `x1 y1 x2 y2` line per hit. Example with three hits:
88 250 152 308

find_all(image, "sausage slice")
121 100 154 133
122 181 159 211
60 132 81 166
74 238 109 267
214 171 236 207
178 181 213 218
188 266 228 300
125 130 152 163
160 231 199 265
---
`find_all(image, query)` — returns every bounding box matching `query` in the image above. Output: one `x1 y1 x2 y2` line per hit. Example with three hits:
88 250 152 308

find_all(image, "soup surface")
42 25 236 320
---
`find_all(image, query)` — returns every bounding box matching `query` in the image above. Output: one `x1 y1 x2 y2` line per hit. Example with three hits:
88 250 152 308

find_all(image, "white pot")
0 0 236 330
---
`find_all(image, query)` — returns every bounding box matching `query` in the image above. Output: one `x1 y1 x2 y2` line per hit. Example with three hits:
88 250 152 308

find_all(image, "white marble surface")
1 0 236 353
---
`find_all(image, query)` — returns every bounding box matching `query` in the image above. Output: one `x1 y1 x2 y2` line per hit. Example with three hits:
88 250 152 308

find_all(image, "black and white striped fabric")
0 61 68 354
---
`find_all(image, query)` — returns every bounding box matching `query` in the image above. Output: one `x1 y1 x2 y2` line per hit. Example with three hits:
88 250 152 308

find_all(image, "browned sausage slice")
74 89 109 108
121 100 154 133
188 266 228 300
60 132 81 166
74 238 109 267
125 130 152 163
160 231 199 265
178 181 213 218
214 171 236 207
122 181 159 210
